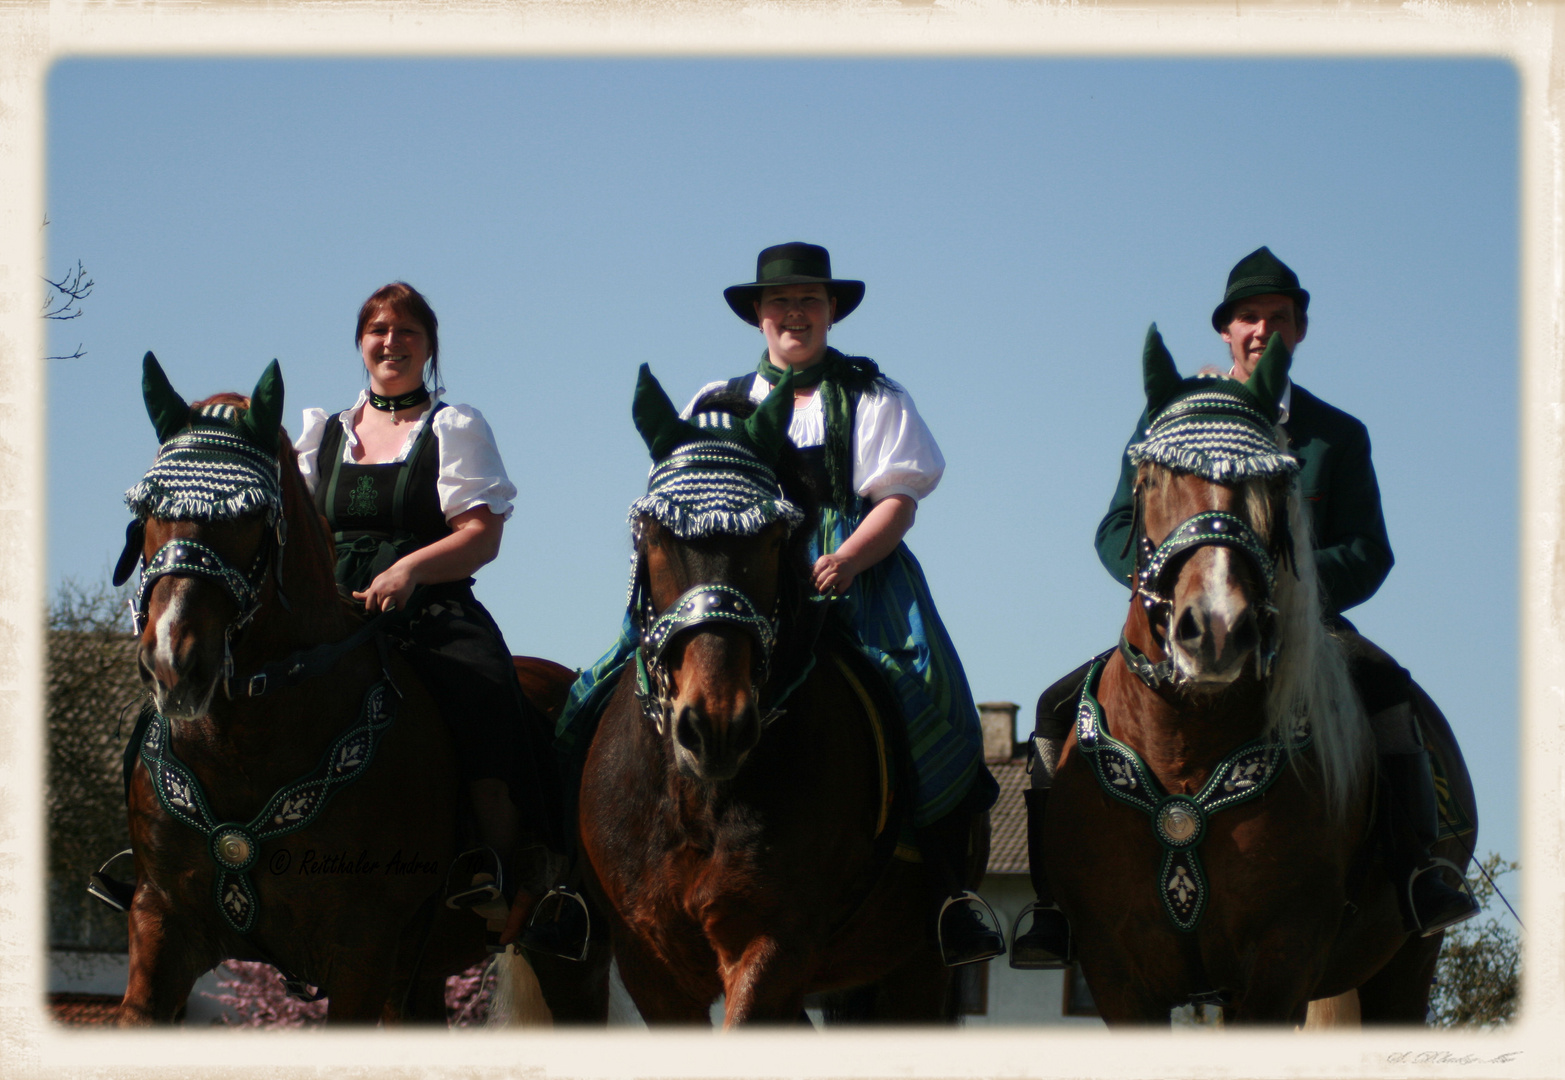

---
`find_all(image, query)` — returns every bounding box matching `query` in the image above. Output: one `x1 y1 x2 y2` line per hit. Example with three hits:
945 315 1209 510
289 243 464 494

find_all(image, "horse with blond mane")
1040 329 1476 1024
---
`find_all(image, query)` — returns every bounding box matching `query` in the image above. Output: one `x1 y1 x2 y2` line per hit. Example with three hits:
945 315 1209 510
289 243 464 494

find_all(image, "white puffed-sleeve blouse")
294 390 517 521
685 371 946 504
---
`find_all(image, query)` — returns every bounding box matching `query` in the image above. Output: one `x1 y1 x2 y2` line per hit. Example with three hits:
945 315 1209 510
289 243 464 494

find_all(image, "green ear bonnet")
124 352 286 524
1128 325 1300 482
627 364 804 538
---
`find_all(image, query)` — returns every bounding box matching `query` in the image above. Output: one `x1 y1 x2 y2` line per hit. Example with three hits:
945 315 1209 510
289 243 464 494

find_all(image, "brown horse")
1043 332 1475 1025
571 369 978 1026
112 355 542 1024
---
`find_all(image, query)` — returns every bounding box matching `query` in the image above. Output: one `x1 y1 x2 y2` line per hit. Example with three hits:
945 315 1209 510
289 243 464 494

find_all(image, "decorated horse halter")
626 436 802 738
1074 657 1311 931
1122 501 1285 691
120 420 291 698
1119 377 1299 692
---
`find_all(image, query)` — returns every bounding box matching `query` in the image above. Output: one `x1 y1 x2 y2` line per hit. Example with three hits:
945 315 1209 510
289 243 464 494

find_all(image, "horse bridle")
122 517 290 699
629 521 784 738
1122 486 1288 691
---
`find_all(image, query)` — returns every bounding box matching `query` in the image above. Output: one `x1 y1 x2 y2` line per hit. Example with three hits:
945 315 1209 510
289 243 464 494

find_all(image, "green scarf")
755 348 886 512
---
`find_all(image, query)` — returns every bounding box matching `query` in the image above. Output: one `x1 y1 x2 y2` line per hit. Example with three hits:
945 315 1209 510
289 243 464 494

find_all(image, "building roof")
986 756 1031 876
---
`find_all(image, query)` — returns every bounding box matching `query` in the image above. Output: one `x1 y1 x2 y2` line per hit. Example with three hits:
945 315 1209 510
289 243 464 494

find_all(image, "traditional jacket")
1094 382 1394 616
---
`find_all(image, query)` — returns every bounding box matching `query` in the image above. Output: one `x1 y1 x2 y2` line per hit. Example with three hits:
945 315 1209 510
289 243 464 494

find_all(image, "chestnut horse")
112 354 551 1024
571 368 977 1026
1043 331 1475 1024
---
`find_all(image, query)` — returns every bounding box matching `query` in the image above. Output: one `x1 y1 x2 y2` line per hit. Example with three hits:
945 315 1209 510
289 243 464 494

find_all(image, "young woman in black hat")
693 242 1004 966
294 281 584 957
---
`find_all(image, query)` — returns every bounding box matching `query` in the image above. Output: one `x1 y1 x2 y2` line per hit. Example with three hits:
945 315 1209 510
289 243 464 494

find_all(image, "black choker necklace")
368 387 430 414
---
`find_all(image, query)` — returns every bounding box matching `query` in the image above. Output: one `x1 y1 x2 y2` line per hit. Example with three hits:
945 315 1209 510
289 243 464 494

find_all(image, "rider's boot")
919 802 1006 967
1381 744 1479 936
448 778 523 943
1009 785 1074 969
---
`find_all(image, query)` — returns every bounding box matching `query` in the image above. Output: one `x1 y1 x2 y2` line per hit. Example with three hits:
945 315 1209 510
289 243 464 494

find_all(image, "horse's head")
626 365 814 782
1127 326 1300 691
117 353 287 720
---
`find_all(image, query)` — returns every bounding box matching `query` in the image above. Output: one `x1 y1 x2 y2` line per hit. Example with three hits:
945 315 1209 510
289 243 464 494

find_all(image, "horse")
1041 330 1477 1025
569 367 982 1026
110 354 551 1024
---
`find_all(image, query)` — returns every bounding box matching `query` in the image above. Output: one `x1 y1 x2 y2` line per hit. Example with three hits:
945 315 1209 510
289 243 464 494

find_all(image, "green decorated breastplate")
1074 658 1311 931
138 679 399 934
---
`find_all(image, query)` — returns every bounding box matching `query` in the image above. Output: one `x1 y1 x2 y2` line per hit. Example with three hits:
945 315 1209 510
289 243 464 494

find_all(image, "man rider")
1010 247 1479 970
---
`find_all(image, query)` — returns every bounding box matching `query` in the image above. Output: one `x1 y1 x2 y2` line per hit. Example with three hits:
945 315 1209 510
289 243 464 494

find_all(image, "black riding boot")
918 808 1005 967
1381 751 1479 936
1009 786 1075 969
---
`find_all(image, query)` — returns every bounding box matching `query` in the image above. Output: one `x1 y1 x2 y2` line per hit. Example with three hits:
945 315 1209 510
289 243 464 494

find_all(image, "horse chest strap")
1073 659 1311 932
137 679 399 936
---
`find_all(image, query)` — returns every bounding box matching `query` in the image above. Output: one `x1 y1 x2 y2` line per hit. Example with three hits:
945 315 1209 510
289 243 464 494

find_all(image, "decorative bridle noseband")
1121 484 1291 692
629 521 788 739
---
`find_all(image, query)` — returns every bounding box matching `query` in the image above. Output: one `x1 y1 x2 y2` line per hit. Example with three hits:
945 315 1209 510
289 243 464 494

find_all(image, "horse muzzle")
137 580 224 720
1169 574 1261 687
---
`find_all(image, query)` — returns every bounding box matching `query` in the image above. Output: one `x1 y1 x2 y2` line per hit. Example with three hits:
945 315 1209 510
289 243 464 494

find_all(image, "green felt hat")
1210 246 1310 331
724 242 865 327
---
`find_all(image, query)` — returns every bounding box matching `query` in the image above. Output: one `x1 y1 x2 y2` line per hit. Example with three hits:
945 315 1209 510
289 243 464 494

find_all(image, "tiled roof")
986 757 1031 876
49 993 120 1026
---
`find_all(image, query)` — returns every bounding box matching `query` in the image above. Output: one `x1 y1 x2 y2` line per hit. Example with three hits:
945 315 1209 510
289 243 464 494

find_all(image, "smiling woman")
291 281 586 957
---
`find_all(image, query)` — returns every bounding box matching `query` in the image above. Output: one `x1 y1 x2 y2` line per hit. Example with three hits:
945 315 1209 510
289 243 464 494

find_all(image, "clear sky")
44 57 1519 868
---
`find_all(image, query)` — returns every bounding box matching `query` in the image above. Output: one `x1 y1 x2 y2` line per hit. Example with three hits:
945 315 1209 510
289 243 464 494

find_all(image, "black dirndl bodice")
311 403 562 846
314 404 452 595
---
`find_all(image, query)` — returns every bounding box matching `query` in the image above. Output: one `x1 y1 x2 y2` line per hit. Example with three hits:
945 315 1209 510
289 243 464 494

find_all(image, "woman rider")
557 243 1003 966
294 282 583 957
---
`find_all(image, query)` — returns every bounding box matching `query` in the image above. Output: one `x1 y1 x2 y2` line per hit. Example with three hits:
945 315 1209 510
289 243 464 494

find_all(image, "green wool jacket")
1094 383 1394 616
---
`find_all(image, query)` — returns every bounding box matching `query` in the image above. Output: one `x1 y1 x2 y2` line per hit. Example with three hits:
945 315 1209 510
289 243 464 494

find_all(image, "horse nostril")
1174 607 1203 646
1232 611 1259 654
674 705 704 755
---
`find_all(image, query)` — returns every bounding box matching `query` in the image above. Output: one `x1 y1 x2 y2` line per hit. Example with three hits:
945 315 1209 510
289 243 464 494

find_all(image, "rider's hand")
353 563 418 613
812 551 859 597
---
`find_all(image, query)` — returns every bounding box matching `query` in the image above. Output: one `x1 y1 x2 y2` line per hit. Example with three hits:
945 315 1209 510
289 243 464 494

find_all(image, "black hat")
1211 246 1310 331
724 242 865 327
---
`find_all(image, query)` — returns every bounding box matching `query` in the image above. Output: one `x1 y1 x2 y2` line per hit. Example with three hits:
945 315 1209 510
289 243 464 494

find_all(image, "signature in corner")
1385 1051 1523 1066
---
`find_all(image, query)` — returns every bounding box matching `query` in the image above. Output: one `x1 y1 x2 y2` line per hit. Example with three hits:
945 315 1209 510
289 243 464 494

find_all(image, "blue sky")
45 57 1519 867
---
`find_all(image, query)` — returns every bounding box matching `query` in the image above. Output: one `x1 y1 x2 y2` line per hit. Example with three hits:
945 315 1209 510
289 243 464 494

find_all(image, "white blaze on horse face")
1171 546 1252 687
147 579 219 720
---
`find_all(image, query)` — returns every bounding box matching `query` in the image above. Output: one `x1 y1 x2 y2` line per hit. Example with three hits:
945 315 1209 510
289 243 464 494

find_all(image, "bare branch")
43 260 94 320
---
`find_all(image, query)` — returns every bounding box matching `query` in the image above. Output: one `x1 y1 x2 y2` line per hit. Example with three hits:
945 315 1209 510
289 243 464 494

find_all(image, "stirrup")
936 891 1006 967
520 885 592 962
1408 857 1480 937
1008 900 1074 970
445 846 504 911
87 849 136 913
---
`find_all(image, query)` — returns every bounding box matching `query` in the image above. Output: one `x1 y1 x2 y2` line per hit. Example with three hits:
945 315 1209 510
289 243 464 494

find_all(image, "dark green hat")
724 242 865 326
1210 246 1310 331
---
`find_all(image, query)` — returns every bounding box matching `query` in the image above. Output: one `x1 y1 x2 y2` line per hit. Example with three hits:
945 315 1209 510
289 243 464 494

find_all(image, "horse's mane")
1243 469 1372 819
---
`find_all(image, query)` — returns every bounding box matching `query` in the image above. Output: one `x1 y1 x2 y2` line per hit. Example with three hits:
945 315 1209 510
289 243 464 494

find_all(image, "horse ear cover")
141 351 190 444
743 367 795 463
1142 323 1183 415
1243 332 1292 420
633 364 703 461
241 359 285 455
